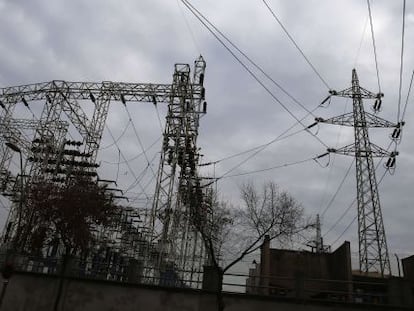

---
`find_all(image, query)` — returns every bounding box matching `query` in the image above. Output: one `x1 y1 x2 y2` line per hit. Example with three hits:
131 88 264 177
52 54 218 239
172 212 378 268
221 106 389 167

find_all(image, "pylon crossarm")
330 86 380 99
328 143 394 158
317 112 396 128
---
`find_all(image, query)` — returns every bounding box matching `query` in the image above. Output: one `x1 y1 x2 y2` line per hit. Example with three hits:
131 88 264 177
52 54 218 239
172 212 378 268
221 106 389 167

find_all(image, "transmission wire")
100 120 131 150
330 168 388 247
397 0 407 123
123 105 158 180
320 158 355 217
367 0 382 93
104 125 150 200
261 0 330 90
401 70 414 121
102 135 162 165
221 156 316 179
183 0 317 117
324 140 393 240
181 0 327 150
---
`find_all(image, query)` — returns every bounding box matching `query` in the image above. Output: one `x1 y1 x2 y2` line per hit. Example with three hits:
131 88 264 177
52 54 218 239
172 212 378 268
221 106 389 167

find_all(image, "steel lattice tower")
151 56 207 275
0 58 209 272
317 69 399 276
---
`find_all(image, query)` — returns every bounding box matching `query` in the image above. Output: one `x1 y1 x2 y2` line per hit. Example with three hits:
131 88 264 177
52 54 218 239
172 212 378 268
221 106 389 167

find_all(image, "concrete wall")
0 272 411 311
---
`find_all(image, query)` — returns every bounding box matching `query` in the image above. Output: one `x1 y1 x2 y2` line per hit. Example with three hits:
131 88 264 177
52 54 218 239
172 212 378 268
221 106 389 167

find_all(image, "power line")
100 120 131 150
175 0 201 55
397 0 407 123
202 128 305 167
125 151 159 193
261 0 331 90
320 158 355 217
401 70 414 121
102 135 162 165
181 0 327 150
154 104 164 134
123 105 158 180
367 0 382 93
325 140 392 243
182 0 316 117
330 168 389 247
221 156 316 179
200 94 324 179
104 124 150 200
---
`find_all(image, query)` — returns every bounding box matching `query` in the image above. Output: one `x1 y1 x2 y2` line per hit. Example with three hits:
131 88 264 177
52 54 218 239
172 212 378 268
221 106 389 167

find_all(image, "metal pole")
5 142 23 251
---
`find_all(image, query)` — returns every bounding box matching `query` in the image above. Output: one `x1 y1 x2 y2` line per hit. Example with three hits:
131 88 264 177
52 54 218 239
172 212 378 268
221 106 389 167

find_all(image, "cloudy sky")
1 0 413 272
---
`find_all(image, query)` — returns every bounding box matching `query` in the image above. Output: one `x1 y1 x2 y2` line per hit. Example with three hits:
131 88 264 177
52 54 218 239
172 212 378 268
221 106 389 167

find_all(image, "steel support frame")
321 69 392 275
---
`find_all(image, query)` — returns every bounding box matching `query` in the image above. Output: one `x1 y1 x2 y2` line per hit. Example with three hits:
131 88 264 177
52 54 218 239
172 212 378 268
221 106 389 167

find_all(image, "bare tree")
24 175 118 257
193 181 309 311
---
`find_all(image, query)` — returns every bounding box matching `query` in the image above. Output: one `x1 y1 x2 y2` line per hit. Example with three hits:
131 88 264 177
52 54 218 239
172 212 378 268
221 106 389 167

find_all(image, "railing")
225 271 394 306
1 252 411 307
0 252 205 289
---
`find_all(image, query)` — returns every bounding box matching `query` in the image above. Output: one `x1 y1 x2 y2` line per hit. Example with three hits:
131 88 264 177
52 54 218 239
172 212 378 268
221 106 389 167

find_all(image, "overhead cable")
220 156 316 179
102 135 162 165
367 0 382 93
401 70 414 121
261 0 331 90
181 0 328 150
123 105 158 180
397 0 407 122
320 158 355 217
183 0 316 117
104 124 150 200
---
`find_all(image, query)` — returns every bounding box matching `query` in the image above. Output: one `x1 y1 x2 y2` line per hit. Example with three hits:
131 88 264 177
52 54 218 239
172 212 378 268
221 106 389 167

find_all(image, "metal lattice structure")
151 56 208 280
317 69 398 276
0 56 212 287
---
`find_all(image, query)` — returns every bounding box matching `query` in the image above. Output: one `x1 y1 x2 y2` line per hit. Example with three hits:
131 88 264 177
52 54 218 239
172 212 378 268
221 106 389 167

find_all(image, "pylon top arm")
330 86 381 99
328 143 396 158
316 112 397 128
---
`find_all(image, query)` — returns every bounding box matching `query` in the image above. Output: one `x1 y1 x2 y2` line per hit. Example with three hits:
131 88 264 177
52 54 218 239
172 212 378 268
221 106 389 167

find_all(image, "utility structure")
151 56 208 280
0 56 212 286
316 69 399 276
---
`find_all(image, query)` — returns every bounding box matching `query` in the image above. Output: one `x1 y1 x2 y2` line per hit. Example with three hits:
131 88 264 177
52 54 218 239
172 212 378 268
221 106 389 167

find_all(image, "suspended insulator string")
182 0 317 117
261 0 330 90
181 0 328 150
367 0 382 93
320 158 355 217
397 0 406 123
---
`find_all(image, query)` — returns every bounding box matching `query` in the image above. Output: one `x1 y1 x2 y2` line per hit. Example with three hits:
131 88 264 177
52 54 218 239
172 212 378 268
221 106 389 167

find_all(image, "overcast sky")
1 0 413 272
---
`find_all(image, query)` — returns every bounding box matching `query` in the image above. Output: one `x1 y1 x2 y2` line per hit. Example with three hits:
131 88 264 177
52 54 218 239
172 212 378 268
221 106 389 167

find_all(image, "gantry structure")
0 56 213 286
317 69 399 276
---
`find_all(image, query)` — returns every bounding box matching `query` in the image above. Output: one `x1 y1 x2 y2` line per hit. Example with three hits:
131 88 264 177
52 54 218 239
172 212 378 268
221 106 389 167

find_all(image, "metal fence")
1 252 411 307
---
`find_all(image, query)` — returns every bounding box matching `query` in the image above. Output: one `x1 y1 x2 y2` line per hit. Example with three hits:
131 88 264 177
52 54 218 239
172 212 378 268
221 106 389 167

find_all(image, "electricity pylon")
317 69 399 276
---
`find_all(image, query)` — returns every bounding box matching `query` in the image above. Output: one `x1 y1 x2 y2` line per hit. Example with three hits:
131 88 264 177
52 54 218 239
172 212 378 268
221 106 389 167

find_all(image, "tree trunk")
53 251 69 311
216 271 224 311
